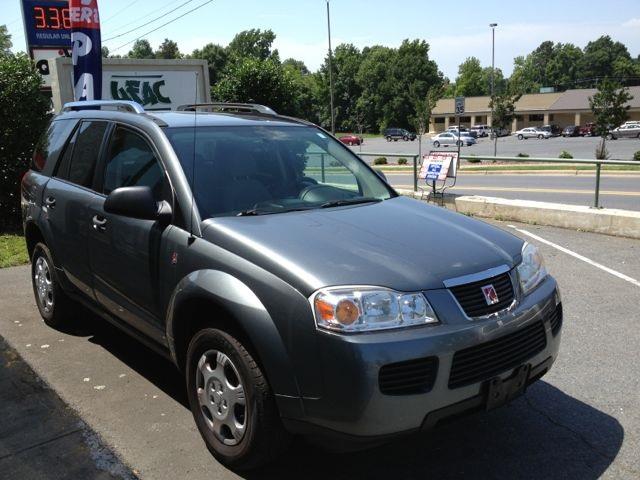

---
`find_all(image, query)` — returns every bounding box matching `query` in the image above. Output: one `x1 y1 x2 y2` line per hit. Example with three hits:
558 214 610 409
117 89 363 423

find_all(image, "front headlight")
517 242 547 296
312 287 438 333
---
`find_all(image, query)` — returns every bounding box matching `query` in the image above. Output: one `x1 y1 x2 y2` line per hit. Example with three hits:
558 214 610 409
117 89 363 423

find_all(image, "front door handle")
92 215 107 232
44 196 56 208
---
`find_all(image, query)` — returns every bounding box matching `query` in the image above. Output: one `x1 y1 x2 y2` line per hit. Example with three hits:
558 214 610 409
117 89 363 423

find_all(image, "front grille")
379 357 438 395
448 321 547 389
548 304 563 336
450 272 515 318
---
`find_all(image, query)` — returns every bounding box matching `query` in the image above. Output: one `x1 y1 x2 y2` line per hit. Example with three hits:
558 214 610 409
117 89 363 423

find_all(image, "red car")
338 135 363 146
580 122 596 136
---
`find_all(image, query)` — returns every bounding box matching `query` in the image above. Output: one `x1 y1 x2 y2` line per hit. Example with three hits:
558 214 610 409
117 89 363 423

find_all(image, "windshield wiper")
319 197 382 209
236 208 276 216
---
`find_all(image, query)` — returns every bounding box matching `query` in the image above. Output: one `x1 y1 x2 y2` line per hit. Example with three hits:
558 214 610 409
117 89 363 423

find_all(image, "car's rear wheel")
31 243 74 328
433 141 440 147
403 135 408 141
517 134 523 140
186 328 290 470
538 134 543 139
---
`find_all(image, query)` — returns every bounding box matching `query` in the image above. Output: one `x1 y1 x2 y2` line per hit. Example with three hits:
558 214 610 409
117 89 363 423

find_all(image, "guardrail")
356 152 638 208
458 155 639 208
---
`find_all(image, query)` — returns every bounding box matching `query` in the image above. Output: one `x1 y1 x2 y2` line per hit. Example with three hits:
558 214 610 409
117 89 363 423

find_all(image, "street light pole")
326 0 336 135
489 23 498 156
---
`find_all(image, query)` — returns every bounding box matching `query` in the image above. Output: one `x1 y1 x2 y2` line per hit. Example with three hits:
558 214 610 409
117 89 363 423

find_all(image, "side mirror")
104 186 171 222
374 169 388 182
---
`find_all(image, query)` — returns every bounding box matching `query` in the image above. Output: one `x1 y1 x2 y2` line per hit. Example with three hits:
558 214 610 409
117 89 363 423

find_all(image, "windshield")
165 125 394 218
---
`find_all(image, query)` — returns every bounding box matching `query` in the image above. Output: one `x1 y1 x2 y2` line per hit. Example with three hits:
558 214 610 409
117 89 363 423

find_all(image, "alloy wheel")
34 256 54 314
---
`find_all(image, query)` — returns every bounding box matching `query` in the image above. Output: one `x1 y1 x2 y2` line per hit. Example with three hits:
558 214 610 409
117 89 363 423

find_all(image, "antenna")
189 72 198 242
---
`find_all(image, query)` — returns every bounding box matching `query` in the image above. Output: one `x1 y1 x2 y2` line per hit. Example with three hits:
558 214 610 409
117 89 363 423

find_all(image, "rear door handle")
44 196 56 208
92 215 107 232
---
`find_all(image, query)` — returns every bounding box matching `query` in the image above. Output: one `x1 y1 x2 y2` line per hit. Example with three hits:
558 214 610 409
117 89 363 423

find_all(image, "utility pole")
489 23 498 156
326 0 336 134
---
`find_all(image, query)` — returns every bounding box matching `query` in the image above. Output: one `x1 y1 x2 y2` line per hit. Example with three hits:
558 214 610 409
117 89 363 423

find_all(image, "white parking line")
507 225 640 288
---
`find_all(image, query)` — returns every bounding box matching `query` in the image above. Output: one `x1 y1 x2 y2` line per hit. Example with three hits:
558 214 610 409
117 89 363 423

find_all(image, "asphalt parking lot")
351 135 640 161
0 219 639 479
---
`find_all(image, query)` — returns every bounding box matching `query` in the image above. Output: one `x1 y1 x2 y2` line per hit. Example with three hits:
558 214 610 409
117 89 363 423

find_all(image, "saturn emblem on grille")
481 284 499 305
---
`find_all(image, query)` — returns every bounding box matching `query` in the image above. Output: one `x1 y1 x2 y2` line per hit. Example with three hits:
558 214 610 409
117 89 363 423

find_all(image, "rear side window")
31 119 76 173
102 127 166 200
56 121 108 188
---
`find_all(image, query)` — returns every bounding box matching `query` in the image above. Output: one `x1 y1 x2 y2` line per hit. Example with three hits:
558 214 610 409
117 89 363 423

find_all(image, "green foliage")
489 90 521 131
212 57 300 116
0 235 28 267
227 29 278 61
373 157 388 165
190 43 228 85
516 152 530 157
127 39 154 59
1 25 13 55
589 79 632 138
580 36 631 83
101 46 109 58
558 150 573 159
454 57 484 97
155 38 181 59
397 158 407 165
0 53 50 229
633 151 640 161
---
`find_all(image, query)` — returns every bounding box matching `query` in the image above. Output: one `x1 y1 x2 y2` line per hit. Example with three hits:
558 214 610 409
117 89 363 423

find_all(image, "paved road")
385 172 640 210
351 135 640 160
1 220 639 479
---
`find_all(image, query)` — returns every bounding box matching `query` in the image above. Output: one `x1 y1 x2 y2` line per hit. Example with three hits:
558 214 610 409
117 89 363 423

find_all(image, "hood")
201 196 524 296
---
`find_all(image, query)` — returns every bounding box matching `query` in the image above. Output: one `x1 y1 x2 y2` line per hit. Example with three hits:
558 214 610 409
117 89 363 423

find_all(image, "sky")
2 0 640 79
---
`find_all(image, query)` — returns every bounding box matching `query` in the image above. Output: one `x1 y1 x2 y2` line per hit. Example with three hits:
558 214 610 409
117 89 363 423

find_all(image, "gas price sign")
21 0 72 89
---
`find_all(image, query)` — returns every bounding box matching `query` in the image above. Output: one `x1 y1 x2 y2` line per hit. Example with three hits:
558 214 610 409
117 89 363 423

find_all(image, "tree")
0 53 50 229
127 39 153 59
0 25 12 56
356 45 396 132
282 58 309 75
489 89 521 156
155 38 181 59
101 46 109 58
190 43 228 85
580 36 632 86
227 29 278 61
212 57 298 116
589 79 632 158
454 57 485 97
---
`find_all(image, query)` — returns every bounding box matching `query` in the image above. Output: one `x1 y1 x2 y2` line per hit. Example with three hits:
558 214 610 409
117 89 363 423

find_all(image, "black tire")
538 134 543 139
31 243 74 328
186 328 290 470
433 141 440 148
385 136 391 142
456 140 462 147
517 134 523 140
403 135 408 141
607 133 614 140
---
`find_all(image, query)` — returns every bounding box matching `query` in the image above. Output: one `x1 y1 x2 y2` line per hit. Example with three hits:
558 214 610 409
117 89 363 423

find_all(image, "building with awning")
430 86 640 133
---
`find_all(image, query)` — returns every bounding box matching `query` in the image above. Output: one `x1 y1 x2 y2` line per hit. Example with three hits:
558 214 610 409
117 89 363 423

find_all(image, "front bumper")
285 275 561 439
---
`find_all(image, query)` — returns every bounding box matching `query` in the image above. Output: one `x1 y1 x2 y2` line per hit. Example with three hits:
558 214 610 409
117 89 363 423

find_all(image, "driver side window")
102 127 167 201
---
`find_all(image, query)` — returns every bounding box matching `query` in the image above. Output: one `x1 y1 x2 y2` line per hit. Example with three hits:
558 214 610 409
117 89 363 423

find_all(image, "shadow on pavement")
59 312 623 480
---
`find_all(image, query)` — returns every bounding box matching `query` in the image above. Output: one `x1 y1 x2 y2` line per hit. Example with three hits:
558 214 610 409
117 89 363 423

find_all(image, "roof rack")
176 102 277 115
61 100 145 114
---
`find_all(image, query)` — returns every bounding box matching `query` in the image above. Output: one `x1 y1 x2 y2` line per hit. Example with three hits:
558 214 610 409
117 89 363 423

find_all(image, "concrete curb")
396 189 640 239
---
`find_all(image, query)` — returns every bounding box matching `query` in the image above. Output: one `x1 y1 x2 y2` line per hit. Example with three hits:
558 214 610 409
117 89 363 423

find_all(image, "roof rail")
61 100 145 114
176 102 277 115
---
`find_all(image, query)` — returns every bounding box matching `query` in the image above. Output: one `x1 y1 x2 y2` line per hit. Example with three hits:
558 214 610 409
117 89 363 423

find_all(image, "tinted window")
58 121 107 187
31 119 76 172
102 127 165 199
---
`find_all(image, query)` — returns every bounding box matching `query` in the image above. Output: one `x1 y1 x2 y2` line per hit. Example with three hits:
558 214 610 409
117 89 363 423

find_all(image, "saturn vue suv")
22 100 562 470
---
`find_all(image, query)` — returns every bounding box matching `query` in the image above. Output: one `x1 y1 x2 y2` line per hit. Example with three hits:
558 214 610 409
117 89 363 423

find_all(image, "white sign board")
32 47 71 88
419 151 458 181
102 70 200 111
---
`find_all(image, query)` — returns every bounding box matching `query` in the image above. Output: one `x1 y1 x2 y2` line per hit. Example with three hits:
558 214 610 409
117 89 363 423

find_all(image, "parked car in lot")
470 124 491 137
561 125 580 137
384 128 416 141
580 122 596 137
541 124 562 137
23 100 562 469
490 127 511 138
338 134 363 146
432 131 476 147
515 127 551 140
447 126 478 138
608 123 640 139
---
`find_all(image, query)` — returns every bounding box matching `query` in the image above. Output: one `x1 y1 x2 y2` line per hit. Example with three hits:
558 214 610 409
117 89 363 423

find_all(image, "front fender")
166 269 301 401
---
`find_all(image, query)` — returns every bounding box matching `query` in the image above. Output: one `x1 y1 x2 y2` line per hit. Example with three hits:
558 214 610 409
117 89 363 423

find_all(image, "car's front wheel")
517 134 523 140
31 243 74 328
385 136 391 142
433 141 440 147
186 328 290 470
